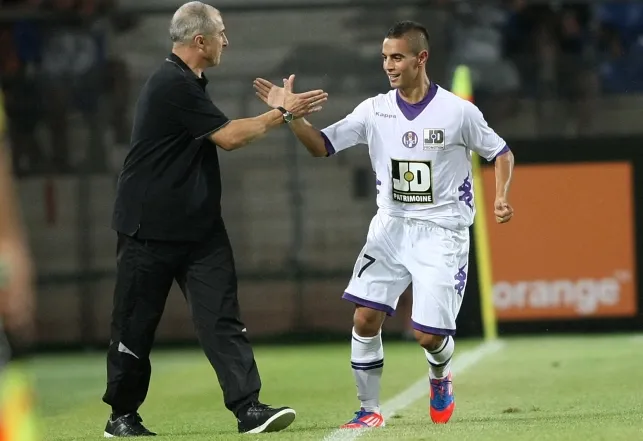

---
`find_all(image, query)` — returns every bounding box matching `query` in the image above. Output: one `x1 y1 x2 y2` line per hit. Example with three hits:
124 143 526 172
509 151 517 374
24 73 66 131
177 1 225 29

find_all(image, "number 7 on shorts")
358 254 376 278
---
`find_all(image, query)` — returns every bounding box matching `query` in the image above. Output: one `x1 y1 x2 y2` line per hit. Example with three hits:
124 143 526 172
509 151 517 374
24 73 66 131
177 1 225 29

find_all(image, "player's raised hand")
494 197 514 223
253 75 328 118
283 74 328 117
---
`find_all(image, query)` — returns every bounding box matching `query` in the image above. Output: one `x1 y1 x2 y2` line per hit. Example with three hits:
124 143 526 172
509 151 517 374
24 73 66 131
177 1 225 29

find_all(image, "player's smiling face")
381 37 426 89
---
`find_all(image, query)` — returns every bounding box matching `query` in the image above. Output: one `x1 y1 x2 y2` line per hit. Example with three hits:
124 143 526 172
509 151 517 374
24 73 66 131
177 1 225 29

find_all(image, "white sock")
424 336 455 379
350 327 384 413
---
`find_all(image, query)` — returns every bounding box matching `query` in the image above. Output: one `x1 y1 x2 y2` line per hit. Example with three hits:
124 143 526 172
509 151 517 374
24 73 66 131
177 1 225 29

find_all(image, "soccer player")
254 21 514 428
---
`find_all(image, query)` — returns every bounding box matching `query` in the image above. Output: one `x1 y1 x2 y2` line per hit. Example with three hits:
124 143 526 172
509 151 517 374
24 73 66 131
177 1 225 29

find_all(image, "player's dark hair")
385 21 430 54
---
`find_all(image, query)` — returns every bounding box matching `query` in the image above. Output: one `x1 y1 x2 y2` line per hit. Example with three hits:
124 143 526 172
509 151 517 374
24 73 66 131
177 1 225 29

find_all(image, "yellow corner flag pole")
450 65 498 341
0 361 39 441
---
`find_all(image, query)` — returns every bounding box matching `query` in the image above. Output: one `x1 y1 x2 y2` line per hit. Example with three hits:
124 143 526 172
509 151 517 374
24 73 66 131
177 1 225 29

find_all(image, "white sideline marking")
322 340 505 441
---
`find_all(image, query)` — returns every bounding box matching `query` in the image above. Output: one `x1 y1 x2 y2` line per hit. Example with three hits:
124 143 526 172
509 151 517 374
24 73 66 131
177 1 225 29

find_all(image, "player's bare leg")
341 306 387 429
414 331 455 423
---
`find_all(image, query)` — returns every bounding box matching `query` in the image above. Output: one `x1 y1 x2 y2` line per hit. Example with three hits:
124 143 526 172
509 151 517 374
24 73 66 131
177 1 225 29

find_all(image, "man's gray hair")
169 1 220 44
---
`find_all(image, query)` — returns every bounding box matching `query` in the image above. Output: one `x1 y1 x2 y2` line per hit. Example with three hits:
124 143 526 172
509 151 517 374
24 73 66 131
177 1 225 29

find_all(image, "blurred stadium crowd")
0 0 642 178
0 0 133 176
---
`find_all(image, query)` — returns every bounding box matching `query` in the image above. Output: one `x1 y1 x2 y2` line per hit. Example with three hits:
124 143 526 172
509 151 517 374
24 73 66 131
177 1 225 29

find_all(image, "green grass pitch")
32 334 643 440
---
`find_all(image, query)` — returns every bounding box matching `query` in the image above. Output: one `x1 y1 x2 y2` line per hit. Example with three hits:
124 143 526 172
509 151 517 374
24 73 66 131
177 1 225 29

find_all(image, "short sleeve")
461 101 507 161
320 99 371 155
166 80 230 139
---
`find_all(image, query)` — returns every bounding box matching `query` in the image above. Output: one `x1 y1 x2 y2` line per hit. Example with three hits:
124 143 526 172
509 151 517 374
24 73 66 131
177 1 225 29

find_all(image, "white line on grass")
322 340 505 441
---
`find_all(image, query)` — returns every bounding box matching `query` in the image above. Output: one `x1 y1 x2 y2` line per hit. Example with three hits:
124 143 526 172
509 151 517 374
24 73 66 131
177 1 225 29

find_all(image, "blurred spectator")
0 0 45 176
104 22 133 148
597 0 643 51
597 2 643 94
556 5 599 134
502 1 599 134
40 0 109 173
101 0 137 170
446 0 521 124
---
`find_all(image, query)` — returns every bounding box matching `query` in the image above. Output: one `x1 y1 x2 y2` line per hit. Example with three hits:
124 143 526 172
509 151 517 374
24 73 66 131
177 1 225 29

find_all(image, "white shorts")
343 212 470 336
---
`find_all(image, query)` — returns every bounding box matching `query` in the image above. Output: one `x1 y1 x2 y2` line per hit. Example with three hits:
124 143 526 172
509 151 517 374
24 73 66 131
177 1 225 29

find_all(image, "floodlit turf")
31 334 643 440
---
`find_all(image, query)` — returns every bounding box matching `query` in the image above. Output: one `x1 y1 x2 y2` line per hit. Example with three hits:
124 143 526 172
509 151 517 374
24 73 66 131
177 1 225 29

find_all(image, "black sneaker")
237 402 296 434
104 413 157 437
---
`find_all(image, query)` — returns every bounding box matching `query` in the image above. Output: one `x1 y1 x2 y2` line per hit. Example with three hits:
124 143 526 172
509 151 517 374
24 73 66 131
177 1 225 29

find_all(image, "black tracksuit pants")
101 226 261 416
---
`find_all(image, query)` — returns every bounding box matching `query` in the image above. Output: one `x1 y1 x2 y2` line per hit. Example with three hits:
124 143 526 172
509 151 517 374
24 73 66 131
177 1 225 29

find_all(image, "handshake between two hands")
253 74 328 120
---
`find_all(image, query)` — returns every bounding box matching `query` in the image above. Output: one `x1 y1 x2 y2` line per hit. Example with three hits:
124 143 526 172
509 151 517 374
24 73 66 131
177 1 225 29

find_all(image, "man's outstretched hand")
254 74 328 118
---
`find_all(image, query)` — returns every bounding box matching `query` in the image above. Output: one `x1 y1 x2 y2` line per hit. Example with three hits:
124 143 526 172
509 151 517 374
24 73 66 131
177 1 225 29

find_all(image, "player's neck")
171 46 206 78
397 77 430 105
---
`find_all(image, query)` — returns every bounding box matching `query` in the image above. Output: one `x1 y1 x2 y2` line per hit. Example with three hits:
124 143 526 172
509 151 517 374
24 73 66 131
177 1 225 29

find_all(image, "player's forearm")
494 149 514 198
211 109 283 151
288 118 328 157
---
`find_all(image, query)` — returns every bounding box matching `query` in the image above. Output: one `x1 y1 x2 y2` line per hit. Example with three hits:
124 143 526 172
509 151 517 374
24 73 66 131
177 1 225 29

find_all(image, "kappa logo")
423 128 445 151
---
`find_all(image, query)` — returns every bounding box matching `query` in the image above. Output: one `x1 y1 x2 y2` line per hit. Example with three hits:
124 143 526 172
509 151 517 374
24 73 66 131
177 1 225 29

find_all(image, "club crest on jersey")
423 129 445 151
401 131 418 148
391 159 434 204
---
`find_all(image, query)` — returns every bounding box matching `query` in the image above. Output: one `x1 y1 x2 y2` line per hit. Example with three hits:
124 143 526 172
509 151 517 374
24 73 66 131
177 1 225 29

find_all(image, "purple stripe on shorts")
342 292 395 316
320 132 335 156
411 320 456 336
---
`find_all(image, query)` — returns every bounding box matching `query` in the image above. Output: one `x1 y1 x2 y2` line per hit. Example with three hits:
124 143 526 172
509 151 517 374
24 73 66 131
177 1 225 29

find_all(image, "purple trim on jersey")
411 320 456 336
396 81 439 121
342 292 395 316
321 131 336 156
376 178 381 194
494 144 511 158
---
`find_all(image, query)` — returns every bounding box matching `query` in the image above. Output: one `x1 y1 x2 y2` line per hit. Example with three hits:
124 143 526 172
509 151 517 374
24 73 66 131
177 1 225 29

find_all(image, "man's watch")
277 106 294 123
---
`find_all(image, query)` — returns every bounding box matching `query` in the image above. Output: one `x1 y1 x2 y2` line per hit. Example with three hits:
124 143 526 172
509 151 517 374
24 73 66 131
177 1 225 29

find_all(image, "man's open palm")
254 78 284 108
254 74 327 118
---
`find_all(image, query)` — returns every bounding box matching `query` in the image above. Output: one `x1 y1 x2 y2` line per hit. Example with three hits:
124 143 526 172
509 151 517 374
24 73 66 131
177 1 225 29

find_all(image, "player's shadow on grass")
167 423 335 437
381 408 636 432
417 409 634 426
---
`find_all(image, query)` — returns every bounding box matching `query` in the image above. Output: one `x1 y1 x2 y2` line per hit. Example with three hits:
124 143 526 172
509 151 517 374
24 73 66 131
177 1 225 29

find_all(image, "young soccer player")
254 20 514 428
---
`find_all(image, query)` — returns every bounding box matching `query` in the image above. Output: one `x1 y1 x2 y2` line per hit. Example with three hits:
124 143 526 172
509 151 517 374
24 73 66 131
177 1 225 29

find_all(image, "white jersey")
321 83 508 231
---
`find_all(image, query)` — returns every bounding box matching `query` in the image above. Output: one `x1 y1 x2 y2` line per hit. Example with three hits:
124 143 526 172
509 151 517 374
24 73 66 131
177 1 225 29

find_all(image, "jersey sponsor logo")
423 128 445 151
391 159 433 203
375 111 396 119
401 131 418 148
